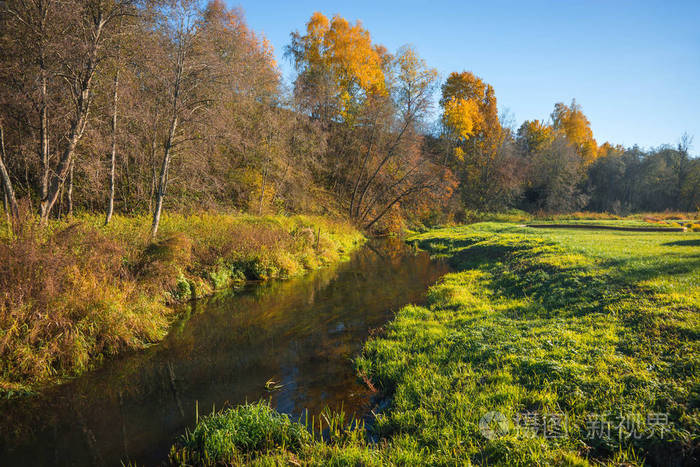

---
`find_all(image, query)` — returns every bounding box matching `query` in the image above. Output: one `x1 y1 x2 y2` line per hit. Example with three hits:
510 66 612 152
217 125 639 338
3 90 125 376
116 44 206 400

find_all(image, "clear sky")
227 0 700 151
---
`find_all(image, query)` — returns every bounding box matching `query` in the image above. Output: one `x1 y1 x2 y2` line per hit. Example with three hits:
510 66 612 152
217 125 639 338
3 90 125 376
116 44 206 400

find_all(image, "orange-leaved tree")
288 12 386 124
440 71 515 210
550 99 598 164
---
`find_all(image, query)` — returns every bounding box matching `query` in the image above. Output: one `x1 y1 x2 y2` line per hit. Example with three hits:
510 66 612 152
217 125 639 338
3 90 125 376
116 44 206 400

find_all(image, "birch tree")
150 0 212 237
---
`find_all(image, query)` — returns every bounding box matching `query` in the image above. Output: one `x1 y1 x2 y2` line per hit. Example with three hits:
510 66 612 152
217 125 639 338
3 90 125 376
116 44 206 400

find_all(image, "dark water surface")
0 239 449 466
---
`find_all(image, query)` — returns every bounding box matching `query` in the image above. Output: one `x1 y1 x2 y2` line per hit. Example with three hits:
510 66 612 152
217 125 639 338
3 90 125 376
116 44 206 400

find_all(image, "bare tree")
348 47 444 229
151 0 212 238
37 0 135 224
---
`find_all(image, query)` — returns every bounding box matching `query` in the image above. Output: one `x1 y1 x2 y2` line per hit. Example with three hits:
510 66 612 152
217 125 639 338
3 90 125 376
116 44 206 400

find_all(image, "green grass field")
365 223 699 465
170 222 699 465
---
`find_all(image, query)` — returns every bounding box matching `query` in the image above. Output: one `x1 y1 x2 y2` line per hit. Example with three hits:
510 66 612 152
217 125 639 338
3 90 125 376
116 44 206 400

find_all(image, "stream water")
0 239 449 466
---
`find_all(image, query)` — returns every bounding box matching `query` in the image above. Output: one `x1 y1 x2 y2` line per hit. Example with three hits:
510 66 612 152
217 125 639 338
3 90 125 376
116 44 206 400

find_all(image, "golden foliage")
296 12 386 118
518 119 554 153
597 141 625 158
441 72 499 129
442 97 481 142
551 100 598 164
440 71 502 160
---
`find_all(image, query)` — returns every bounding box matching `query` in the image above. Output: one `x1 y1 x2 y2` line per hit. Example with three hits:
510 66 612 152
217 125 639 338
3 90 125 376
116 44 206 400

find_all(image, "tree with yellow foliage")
442 97 480 161
439 71 517 210
440 71 504 163
551 99 598 164
289 13 451 229
516 119 554 154
441 72 501 146
287 12 386 123
597 141 625 158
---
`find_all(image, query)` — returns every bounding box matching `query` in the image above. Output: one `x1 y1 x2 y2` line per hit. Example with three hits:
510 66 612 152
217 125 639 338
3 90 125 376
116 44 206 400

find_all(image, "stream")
0 239 449 466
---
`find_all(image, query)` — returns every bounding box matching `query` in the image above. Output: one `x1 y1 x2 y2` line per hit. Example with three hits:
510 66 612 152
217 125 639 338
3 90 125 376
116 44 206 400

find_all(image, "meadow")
0 212 363 395
169 221 699 465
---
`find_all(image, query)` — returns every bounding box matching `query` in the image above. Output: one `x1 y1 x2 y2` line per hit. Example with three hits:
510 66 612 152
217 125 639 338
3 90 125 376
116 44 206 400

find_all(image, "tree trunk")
40 118 84 223
149 159 156 214
105 70 119 225
349 124 377 219
0 124 19 221
22 130 33 212
258 175 266 215
58 179 65 219
148 115 158 213
39 69 50 219
3 187 9 229
151 114 178 239
67 159 74 216
259 155 269 215
354 121 411 221
151 30 185 239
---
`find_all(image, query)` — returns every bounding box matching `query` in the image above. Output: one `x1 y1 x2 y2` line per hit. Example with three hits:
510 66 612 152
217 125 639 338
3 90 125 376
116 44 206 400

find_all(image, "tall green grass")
169 401 376 466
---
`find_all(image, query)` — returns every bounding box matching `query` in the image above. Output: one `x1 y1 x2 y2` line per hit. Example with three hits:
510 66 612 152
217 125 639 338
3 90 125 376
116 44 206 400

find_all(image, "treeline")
438 76 699 219
511 106 698 215
1 1 697 235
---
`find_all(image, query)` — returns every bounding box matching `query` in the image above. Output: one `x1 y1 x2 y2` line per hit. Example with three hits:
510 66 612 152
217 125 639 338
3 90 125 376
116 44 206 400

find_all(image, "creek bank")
0 213 364 395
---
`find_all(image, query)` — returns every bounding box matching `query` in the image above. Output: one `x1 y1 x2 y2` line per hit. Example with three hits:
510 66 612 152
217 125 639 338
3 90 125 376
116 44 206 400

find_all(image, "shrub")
172 273 192 302
273 251 302 278
235 258 271 281
229 266 247 283
189 278 213 299
0 221 172 389
208 263 232 290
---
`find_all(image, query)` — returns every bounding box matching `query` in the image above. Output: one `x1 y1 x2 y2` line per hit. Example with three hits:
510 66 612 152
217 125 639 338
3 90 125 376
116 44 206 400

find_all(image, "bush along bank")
0 213 364 395
167 223 698 466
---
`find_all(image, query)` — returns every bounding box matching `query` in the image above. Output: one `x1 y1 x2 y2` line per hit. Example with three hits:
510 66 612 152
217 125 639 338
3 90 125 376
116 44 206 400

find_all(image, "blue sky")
228 0 700 151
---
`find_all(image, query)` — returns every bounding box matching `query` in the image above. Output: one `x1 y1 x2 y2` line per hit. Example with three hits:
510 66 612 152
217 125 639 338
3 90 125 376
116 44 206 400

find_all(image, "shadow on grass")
600 255 700 287
662 239 700 247
424 237 699 318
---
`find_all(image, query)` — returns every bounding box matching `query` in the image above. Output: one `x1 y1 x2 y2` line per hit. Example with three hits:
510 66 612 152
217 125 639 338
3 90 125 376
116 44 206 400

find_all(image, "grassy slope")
358 224 699 465
170 222 699 466
0 212 363 395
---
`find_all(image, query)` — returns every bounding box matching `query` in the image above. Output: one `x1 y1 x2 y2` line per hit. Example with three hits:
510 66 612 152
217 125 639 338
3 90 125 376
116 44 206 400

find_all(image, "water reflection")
0 239 449 466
